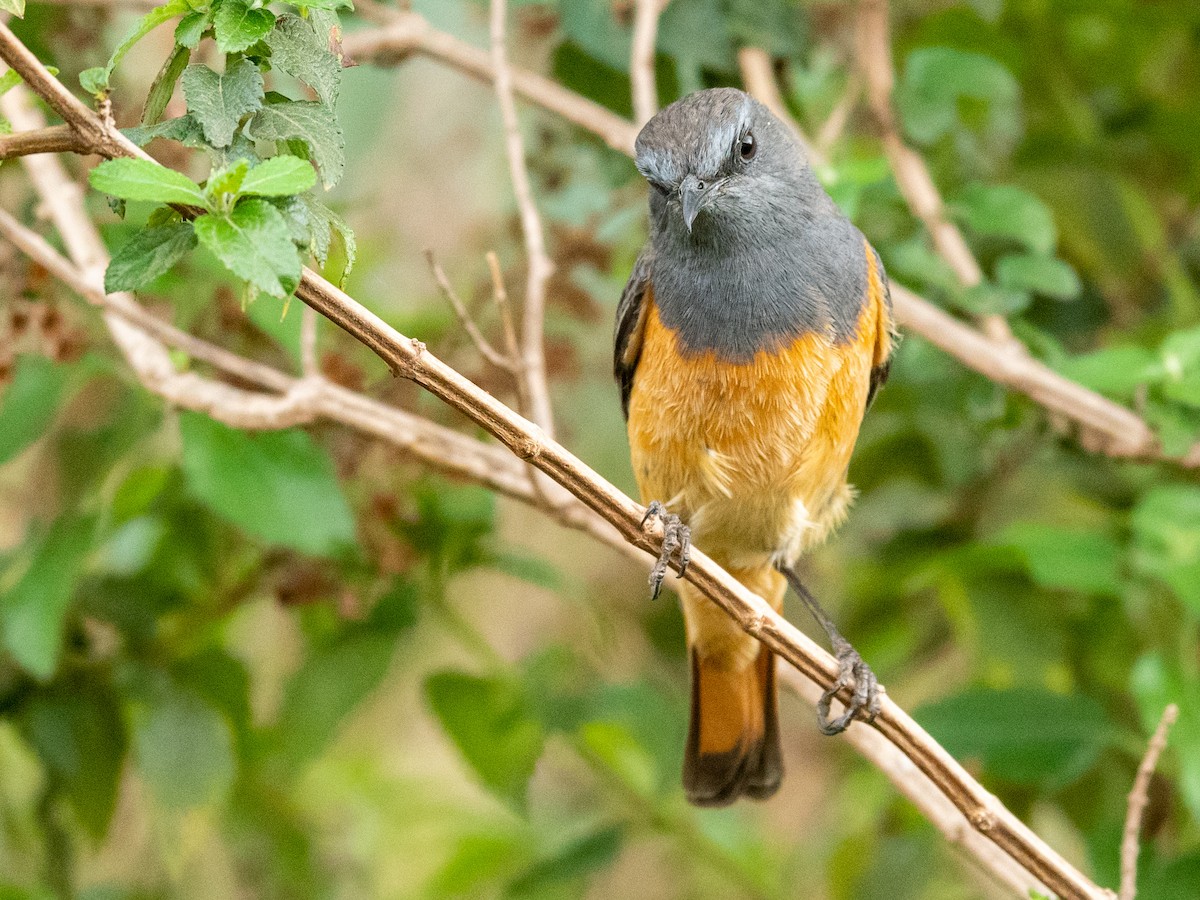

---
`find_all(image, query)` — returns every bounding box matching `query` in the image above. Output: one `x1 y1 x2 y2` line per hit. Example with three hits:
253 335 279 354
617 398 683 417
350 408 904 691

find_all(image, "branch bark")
0 20 1123 899
0 122 87 159
631 0 666 126
1120 704 1179 900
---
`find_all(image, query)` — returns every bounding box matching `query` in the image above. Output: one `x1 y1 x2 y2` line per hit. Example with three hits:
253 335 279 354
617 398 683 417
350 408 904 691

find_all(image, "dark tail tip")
683 648 783 807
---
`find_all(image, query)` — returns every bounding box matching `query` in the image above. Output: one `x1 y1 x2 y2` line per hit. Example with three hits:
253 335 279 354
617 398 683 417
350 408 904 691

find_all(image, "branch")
1120 704 1179 900
736 46 824 166
0 22 1119 898
631 0 667 126
489 0 555 440
425 250 516 373
854 0 1013 344
0 123 86 159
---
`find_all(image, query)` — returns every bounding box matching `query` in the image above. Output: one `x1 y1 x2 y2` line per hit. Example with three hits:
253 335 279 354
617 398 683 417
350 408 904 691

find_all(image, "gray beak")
679 174 714 233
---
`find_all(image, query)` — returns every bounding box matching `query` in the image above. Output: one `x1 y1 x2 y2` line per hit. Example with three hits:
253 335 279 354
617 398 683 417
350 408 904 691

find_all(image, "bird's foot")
816 635 881 736
641 500 690 600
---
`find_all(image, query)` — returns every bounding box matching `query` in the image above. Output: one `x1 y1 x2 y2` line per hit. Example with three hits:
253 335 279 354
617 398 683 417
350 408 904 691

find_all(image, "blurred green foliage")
2 0 1200 897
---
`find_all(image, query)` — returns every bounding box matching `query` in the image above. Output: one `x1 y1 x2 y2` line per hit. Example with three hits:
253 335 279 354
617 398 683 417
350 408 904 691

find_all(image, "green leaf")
507 827 625 896
897 47 1021 146
123 114 209 150
0 0 26 18
265 15 341 108
89 158 207 207
424 670 545 808
249 100 345 188
181 60 264 149
0 517 93 680
174 10 210 49
997 523 1122 595
141 44 190 127
276 632 396 766
240 155 317 197
995 253 1081 301
0 69 24 97
194 199 301 297
0 355 67 464
953 183 1057 255
212 0 275 54
79 67 108 96
1131 486 1200 610
206 158 250 199
178 411 356 555
299 195 356 279
85 0 190 93
1056 346 1156 399
19 680 127 837
130 677 235 809
288 0 352 10
104 223 197 293
916 687 1112 787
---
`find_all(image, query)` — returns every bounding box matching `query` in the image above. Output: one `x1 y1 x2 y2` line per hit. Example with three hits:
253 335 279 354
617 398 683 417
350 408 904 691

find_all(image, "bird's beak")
680 174 717 233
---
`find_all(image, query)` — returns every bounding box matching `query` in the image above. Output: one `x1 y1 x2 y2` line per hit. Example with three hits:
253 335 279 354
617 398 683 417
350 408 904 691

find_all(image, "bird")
614 87 895 807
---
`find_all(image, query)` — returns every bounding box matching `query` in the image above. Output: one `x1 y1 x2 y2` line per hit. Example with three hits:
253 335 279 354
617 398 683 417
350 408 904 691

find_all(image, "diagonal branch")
1120 703 1179 900
0 21 1117 899
631 0 667 126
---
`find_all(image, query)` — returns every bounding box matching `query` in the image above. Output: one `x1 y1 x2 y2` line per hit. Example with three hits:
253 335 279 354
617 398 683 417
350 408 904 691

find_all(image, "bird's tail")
680 566 785 806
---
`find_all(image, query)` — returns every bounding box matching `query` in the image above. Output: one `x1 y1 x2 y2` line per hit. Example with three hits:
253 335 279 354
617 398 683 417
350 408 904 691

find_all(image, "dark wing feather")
865 244 895 411
614 250 654 419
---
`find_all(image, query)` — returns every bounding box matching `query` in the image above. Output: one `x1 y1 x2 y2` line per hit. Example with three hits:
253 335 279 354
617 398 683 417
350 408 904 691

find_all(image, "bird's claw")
641 500 690 600
816 637 881 735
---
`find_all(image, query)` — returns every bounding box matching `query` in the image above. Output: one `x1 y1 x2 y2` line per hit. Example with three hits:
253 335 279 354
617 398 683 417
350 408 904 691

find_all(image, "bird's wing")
863 242 896 410
614 250 654 419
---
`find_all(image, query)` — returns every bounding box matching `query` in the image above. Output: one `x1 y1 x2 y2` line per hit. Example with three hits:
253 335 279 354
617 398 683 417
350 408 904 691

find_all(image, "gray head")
635 88 832 246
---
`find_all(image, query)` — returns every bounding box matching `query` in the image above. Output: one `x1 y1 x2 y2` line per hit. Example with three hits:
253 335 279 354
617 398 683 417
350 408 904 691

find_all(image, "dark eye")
738 132 756 161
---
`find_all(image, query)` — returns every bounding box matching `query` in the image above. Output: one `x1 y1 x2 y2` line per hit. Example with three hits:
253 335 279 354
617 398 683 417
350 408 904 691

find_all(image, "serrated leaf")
181 60 264 149
266 14 341 108
995 253 1081 301
130 676 235 809
123 114 209 150
194 199 301 298
954 183 1057 255
300 196 355 279
207 158 250 199
178 411 356 555
425 671 545 808
1 517 93 680
104 223 197 293
175 10 210 49
141 44 190 127
89 158 207 207
212 0 275 54
240 155 317 197
0 355 67 465
249 100 345 188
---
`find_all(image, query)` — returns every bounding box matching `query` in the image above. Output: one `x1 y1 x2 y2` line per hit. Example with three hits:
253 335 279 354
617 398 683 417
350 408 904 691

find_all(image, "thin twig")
425 249 515 372
736 46 824 167
854 0 1013 344
489 0 556 439
1120 704 1179 900
0 123 87 159
631 0 667 126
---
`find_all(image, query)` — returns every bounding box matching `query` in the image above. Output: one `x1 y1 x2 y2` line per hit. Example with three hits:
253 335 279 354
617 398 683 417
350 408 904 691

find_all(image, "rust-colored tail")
683 645 783 806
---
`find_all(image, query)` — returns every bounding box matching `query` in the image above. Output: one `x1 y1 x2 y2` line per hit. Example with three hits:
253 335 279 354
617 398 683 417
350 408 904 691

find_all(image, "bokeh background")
2 0 1200 897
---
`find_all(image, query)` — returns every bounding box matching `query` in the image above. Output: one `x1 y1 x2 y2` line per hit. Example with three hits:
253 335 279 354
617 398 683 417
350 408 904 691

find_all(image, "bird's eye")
738 132 756 161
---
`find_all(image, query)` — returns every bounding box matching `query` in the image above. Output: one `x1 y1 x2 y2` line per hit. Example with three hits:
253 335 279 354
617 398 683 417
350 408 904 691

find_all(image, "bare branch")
854 0 1013 343
0 123 87 159
1120 704 1179 900
425 250 515 372
300 306 319 376
489 0 556 439
631 0 667 126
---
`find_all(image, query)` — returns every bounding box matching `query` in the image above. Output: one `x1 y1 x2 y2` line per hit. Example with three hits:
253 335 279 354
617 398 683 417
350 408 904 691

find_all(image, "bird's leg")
779 566 880 734
641 500 691 600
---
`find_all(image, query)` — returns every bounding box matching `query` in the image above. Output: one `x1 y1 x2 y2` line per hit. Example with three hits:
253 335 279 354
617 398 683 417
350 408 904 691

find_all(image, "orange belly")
626 300 873 568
